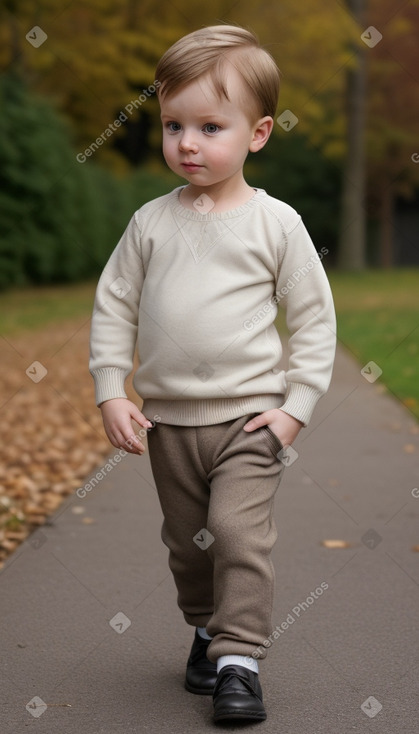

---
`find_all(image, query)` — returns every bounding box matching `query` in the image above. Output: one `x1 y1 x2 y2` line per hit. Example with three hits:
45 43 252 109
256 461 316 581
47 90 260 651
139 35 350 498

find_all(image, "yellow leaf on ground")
320 539 353 549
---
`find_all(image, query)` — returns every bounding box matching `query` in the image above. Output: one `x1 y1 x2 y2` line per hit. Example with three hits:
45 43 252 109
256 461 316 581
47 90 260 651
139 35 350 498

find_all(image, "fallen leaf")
320 539 353 549
0 538 19 552
0 317 128 566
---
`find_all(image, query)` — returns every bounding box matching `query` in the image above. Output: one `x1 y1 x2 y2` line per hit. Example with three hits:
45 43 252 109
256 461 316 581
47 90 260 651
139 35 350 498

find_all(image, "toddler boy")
89 24 336 723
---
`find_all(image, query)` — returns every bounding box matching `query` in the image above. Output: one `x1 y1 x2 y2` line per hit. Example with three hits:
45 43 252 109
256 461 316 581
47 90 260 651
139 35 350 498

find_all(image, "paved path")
1 344 419 734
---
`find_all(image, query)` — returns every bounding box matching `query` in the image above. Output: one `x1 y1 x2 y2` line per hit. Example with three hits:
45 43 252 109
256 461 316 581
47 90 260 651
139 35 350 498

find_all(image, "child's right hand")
99 398 153 455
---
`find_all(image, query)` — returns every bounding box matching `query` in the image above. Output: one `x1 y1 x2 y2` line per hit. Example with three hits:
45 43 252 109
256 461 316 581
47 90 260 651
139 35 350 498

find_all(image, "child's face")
159 67 264 190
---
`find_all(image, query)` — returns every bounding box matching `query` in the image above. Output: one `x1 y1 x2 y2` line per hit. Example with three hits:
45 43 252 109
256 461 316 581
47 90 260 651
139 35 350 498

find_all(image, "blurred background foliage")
0 0 418 288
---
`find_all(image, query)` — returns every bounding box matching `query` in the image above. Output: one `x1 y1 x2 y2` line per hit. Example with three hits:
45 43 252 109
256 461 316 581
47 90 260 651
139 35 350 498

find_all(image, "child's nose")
178 132 198 153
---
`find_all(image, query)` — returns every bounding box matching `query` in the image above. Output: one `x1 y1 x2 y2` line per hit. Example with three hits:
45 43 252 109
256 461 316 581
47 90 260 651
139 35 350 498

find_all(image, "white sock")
196 626 212 640
217 654 259 674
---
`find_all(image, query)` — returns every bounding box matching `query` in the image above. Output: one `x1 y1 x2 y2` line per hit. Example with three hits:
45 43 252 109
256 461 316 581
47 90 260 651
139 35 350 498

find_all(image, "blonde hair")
155 25 280 120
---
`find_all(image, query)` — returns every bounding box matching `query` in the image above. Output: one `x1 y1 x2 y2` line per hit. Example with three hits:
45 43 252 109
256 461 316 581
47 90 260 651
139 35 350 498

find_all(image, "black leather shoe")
184 629 217 695
213 665 267 722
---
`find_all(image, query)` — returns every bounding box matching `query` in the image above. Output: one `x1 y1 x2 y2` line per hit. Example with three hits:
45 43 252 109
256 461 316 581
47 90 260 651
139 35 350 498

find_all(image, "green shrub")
0 72 176 290
0 72 83 286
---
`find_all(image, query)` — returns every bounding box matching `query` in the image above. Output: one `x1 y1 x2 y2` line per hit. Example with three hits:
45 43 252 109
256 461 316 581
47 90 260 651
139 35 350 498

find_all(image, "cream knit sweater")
89 186 336 426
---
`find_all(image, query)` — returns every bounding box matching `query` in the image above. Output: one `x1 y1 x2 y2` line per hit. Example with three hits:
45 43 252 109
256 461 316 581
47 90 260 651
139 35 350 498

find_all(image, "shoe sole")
184 680 215 695
214 709 267 722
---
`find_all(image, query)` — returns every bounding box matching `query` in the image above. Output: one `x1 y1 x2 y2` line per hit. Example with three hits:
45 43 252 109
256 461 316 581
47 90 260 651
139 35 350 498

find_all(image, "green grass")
0 281 97 335
328 269 419 420
1 269 418 420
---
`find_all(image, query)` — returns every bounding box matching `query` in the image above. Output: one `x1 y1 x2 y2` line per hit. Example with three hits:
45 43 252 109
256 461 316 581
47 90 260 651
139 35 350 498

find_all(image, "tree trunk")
379 181 394 268
337 0 367 270
8 5 22 67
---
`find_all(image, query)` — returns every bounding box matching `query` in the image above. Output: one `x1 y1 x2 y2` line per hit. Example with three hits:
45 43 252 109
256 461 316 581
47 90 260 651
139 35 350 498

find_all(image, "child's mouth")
181 162 203 171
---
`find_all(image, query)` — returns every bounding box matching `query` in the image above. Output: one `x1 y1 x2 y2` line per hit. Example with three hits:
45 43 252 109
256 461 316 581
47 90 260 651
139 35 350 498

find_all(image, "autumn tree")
0 0 183 169
0 0 359 167
3 0 417 270
337 0 367 270
365 0 419 267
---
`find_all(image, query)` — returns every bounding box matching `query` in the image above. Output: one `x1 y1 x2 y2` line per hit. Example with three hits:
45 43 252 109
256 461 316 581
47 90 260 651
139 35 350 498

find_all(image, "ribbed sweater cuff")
90 367 128 406
280 382 324 426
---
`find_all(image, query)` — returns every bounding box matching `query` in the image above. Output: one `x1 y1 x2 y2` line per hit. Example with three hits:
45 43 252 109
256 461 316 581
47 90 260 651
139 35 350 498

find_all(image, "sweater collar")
171 186 267 220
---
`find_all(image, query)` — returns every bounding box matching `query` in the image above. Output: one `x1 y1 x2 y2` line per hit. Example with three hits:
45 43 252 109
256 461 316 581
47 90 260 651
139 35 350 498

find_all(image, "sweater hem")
141 394 285 426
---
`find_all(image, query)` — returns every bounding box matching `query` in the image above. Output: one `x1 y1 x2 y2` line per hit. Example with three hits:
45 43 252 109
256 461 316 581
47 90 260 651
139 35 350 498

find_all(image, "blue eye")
203 123 220 134
167 121 181 132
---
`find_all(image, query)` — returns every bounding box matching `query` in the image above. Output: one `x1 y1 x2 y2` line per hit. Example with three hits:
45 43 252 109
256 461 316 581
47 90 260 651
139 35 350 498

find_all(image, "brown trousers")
146 412 285 663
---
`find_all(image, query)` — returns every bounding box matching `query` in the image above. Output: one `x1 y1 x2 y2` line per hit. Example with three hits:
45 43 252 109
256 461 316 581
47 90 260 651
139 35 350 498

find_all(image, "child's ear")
249 116 274 153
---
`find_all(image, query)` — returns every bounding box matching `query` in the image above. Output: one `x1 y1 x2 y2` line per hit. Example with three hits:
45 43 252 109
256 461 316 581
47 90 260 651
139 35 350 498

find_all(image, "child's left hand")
243 408 303 447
